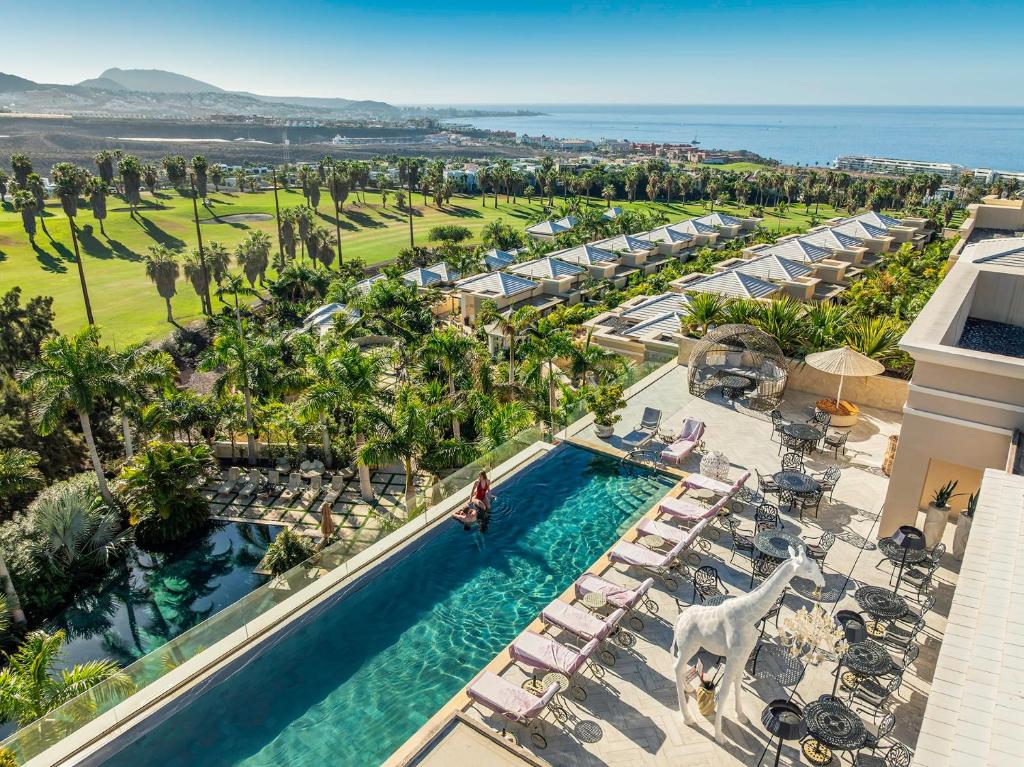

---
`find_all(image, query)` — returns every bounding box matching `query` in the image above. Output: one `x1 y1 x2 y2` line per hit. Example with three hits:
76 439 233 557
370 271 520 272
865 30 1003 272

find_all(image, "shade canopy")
805 347 885 378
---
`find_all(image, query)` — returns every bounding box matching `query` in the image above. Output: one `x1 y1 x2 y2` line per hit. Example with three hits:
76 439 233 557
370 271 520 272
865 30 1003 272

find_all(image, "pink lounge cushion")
574 574 653 609
637 517 689 544
611 536 685 568
660 495 727 522
541 600 624 641
661 439 697 460
469 671 559 718
683 473 732 494
511 631 591 676
677 418 706 442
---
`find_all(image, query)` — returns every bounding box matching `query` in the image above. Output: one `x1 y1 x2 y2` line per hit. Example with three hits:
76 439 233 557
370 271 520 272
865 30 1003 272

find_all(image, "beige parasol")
319 501 336 539
804 346 885 405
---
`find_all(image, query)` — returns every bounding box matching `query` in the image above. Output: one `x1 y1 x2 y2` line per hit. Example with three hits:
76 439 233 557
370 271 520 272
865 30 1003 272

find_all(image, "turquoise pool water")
97 446 674 767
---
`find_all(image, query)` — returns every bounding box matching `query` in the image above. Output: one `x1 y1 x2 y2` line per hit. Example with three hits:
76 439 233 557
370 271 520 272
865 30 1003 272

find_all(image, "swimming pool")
94 445 675 767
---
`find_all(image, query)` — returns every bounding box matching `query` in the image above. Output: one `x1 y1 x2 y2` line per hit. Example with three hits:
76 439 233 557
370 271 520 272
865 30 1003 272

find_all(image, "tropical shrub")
260 529 314 576
119 442 217 550
0 629 133 726
584 384 626 428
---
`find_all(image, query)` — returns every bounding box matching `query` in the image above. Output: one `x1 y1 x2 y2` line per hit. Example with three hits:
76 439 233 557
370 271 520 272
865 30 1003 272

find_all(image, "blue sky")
4 0 1022 105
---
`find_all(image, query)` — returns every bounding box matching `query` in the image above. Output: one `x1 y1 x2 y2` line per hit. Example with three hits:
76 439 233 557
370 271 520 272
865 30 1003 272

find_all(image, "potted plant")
953 490 978 560
815 398 860 427
585 384 626 439
923 479 961 548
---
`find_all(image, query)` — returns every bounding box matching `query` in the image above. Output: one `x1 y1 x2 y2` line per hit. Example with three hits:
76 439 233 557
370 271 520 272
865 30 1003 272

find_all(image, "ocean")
447 105 1024 171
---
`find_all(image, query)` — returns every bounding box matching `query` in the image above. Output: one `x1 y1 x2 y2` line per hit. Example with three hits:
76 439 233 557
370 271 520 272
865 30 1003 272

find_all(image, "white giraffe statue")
671 545 824 743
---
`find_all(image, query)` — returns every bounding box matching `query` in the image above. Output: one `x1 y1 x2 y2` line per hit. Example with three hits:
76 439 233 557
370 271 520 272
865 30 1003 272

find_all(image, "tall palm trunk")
79 409 112 505
242 386 257 466
403 457 417 517
69 223 96 325
356 432 374 501
407 180 415 247
334 199 343 267
448 371 461 440
320 416 333 469
164 297 174 324
121 412 135 460
272 171 284 264
507 336 516 386
0 555 26 624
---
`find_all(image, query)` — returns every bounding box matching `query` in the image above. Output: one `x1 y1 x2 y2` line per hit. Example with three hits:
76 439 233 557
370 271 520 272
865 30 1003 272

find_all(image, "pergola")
687 323 789 411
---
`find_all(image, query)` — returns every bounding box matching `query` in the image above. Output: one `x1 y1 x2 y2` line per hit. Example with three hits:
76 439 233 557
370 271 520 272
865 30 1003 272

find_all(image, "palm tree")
190 155 209 201
843 316 904 362
93 150 115 187
145 245 181 324
397 158 421 247
421 327 478 440
481 303 538 386
0 629 132 726
10 153 32 187
20 326 120 505
752 297 807 357
183 251 213 316
141 163 159 196
601 184 615 208
52 163 96 325
567 329 625 385
681 293 726 336
0 448 43 624
327 165 349 266
110 345 175 460
88 178 109 237
522 323 573 431
234 231 271 287
13 189 37 245
26 173 48 237
203 241 231 285
119 155 143 217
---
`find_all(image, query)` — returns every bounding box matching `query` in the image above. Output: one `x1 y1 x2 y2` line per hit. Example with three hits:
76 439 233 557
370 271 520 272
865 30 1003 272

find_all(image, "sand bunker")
201 213 273 224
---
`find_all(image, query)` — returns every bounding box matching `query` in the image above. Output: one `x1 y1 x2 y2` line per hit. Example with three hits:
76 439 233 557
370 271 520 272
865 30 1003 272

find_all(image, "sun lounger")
541 600 627 665
622 407 663 449
237 469 264 500
302 474 322 502
636 517 708 549
660 418 705 465
574 574 657 630
217 466 241 495
322 474 345 505
609 529 697 591
510 632 600 700
658 495 729 526
279 472 303 503
467 671 562 749
683 470 751 498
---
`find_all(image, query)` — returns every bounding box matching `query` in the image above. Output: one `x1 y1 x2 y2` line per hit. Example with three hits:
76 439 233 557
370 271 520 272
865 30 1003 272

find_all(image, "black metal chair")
692 565 729 604
854 743 912 767
808 409 832 430
927 542 946 567
849 672 902 720
894 595 934 629
754 502 780 529
889 643 919 677
756 588 787 642
728 525 757 564
806 530 836 568
749 555 778 589
824 430 850 458
881 617 925 653
857 713 896 762
779 432 808 455
900 558 939 601
781 452 805 473
795 487 824 521
756 468 779 500
813 466 841 503
770 410 786 444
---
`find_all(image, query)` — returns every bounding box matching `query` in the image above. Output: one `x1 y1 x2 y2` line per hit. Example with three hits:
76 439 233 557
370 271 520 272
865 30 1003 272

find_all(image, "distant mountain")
0 72 54 92
234 91 399 116
75 76 128 92
84 68 224 94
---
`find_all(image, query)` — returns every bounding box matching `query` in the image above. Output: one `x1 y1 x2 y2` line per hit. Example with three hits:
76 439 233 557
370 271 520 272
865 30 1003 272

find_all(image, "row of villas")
835 154 1024 185
585 209 931 360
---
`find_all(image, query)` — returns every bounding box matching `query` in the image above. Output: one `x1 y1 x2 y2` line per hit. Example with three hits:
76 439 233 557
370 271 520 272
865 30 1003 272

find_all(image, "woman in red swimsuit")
471 471 491 511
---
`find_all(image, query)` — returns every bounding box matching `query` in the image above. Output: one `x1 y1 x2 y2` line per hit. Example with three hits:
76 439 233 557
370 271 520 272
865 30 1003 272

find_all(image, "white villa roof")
354 273 387 293
300 303 361 336
401 267 443 287
455 270 538 298
640 226 696 246
509 257 585 279
832 219 890 240
590 233 655 255
848 210 906 230
694 212 745 228
624 311 682 339
549 243 619 266
685 270 779 299
620 292 692 323
525 215 577 235
963 237 1024 269
482 248 516 271
757 239 833 263
602 206 623 220
800 227 866 251
425 262 459 282
669 219 719 236
730 254 814 282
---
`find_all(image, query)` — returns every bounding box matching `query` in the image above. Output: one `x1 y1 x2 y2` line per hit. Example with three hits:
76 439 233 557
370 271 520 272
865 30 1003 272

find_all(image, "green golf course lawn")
0 186 842 346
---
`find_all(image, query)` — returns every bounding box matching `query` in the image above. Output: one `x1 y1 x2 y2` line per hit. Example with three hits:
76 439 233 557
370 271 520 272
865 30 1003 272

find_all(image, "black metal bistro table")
803 697 867 762
719 374 753 400
754 530 802 561
838 640 893 692
877 537 928 566
782 422 825 452
855 586 909 638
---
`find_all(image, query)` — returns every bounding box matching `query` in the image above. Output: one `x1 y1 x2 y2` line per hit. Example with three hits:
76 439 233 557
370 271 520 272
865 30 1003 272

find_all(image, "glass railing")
0 354 669 764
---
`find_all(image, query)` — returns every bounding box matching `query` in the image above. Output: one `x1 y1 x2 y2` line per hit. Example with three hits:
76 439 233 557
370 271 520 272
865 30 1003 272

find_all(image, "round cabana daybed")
687 324 788 411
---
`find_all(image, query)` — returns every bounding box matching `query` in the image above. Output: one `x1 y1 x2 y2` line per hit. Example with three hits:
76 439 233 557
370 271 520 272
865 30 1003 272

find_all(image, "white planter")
922 503 949 549
952 512 973 560
594 423 614 439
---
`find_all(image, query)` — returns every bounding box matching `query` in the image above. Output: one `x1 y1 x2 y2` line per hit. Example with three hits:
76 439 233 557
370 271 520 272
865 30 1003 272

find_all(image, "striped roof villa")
455 270 538 297
730 254 814 282
800 226 866 251
832 219 891 240
590 233 656 256
549 243 619 266
508 257 586 280
756 239 834 263
684 270 779 299
620 292 692 322
639 226 696 246
848 210 906 230
694 212 745 228
624 311 682 339
668 219 719 236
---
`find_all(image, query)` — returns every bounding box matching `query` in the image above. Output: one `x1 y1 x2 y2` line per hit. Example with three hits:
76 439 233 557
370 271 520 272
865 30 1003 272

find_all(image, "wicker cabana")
687 323 788 411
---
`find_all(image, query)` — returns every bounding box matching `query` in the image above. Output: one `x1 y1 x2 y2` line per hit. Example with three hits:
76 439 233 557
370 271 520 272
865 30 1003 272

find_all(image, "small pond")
48 521 282 670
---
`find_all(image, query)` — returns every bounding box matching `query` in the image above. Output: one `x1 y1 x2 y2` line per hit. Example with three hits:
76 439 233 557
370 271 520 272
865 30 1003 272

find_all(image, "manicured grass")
0 188 842 346
690 161 772 173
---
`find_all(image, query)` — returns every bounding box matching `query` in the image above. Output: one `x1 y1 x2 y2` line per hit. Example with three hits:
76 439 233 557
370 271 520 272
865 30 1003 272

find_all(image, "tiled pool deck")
390 363 959 767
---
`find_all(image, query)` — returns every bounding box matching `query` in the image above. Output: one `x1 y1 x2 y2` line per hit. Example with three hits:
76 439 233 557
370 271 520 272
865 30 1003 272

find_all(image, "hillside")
83 67 224 94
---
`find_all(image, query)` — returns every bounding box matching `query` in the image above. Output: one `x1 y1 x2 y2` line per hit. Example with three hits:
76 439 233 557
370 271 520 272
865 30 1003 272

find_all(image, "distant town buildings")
835 155 1024 184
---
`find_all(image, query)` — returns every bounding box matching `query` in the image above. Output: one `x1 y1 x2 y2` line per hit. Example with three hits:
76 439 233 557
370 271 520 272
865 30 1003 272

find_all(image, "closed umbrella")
804 346 885 407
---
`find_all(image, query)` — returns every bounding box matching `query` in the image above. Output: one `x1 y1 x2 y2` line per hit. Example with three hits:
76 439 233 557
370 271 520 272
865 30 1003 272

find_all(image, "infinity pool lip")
57 443 675 767
43 440 556 767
